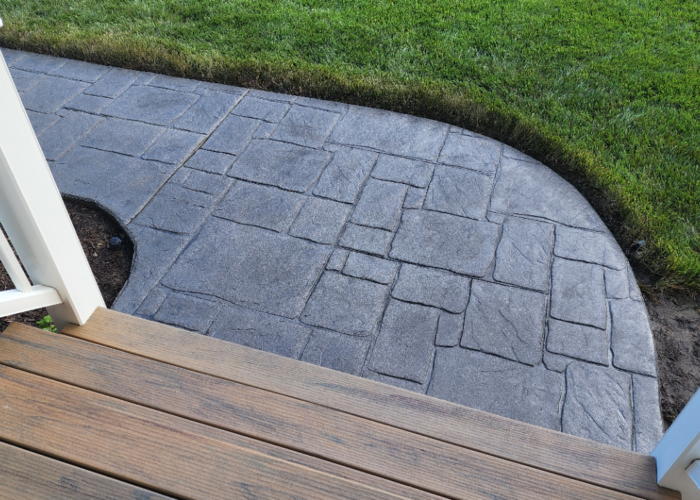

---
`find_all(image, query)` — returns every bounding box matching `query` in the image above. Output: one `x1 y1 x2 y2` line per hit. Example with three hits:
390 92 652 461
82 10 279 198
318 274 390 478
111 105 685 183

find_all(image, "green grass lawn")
1 0 698 289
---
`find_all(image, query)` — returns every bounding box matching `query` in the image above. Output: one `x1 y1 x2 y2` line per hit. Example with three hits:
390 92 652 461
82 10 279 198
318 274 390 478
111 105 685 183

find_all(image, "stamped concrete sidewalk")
4 48 663 452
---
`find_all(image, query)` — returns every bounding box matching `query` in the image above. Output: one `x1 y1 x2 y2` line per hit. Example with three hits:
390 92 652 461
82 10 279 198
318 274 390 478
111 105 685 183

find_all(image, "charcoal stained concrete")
5 48 663 453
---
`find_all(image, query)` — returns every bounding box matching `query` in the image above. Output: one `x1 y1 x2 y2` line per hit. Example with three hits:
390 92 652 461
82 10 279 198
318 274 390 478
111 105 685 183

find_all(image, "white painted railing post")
0 47 105 330
653 388 700 499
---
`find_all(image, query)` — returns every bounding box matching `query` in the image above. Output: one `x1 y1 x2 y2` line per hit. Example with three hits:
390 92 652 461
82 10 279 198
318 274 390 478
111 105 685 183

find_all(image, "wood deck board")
0 326 449 500
0 441 174 500
0 365 423 500
0 323 644 500
62 307 677 500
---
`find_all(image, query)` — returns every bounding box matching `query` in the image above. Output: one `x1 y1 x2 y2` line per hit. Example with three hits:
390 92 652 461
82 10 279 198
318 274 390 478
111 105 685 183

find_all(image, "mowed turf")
0 0 698 288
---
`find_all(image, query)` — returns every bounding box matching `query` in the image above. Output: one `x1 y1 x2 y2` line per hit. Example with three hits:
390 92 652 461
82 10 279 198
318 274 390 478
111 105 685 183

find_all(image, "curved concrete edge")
3 47 664 452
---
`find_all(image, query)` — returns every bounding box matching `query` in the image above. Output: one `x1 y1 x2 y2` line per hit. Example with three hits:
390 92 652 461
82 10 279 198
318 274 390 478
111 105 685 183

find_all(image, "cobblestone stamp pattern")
6 49 662 453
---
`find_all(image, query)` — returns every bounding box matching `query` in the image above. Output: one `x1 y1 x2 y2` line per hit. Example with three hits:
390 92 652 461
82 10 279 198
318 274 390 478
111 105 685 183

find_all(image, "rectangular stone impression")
461 280 546 366
371 154 434 188
102 85 199 126
53 147 176 224
313 147 378 203
173 91 243 134
423 165 493 220
562 362 632 449
437 133 501 174
272 105 340 148
288 196 352 244
81 117 163 157
20 76 87 114
550 258 607 330
214 181 306 233
493 216 554 292
610 299 657 377
300 272 388 337
428 347 564 429
338 224 393 256
350 179 408 231
210 303 312 359
162 218 329 319
228 140 331 192
390 209 499 277
368 299 440 383
342 253 398 284
392 264 471 314
546 318 609 366
202 114 260 155
330 106 449 161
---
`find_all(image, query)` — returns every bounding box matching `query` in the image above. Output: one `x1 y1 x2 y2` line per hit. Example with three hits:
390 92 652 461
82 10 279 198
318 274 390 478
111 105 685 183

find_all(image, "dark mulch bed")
0 198 132 332
1 199 698 425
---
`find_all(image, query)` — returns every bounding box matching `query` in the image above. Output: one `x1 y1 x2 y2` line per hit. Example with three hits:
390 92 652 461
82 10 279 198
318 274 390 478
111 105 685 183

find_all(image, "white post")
0 49 105 330
652 388 700 499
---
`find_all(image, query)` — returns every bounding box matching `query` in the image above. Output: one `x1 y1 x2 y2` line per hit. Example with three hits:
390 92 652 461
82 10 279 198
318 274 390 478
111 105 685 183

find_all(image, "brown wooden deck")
0 307 679 499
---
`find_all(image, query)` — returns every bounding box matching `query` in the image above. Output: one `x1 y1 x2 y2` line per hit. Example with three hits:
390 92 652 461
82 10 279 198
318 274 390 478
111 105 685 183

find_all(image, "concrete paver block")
461 280 546 366
493 216 554 292
289 196 351 244
423 165 492 220
103 85 198 125
214 181 306 233
390 209 499 277
272 105 340 148
313 147 377 203
300 272 388 336
371 154 433 188
550 258 607 330
301 329 372 375
342 252 398 284
229 139 330 192
163 219 328 319
369 299 440 383
562 362 632 449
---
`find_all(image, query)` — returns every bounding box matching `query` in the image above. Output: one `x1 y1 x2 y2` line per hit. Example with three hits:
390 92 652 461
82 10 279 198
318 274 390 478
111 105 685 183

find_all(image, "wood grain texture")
0 324 641 500
0 440 173 500
0 325 447 500
62 308 678 500
0 365 418 500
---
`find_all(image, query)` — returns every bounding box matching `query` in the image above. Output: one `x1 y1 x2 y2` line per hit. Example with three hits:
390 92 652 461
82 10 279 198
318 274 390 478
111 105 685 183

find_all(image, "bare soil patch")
643 287 700 425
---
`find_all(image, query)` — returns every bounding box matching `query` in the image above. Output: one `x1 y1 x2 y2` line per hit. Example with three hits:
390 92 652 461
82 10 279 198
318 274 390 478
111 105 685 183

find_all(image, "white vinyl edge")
653 389 700 499
0 286 63 317
0 48 104 329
